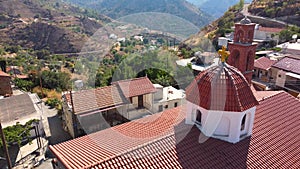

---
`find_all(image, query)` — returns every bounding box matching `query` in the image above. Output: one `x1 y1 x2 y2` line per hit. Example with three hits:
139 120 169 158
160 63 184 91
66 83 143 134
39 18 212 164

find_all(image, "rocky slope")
0 0 111 53
185 0 300 48
248 0 300 26
66 0 214 28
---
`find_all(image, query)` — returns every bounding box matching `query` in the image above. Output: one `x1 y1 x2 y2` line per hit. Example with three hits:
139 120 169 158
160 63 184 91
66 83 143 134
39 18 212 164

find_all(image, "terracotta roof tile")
252 90 283 101
0 70 10 77
70 85 128 114
113 77 156 98
258 27 284 33
50 92 300 169
272 56 300 74
254 57 276 70
186 63 258 112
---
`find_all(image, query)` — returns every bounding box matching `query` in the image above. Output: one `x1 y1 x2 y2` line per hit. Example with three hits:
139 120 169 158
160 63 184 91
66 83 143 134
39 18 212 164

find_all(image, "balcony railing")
284 82 300 92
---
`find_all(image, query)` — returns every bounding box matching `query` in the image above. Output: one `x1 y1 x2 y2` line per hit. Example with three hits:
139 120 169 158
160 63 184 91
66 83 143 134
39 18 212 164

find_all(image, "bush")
14 78 34 92
45 98 61 109
0 119 39 147
41 70 71 91
32 86 48 98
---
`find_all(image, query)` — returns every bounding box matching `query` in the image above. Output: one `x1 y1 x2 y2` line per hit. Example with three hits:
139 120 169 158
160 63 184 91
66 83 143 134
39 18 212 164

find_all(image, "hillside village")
0 0 300 169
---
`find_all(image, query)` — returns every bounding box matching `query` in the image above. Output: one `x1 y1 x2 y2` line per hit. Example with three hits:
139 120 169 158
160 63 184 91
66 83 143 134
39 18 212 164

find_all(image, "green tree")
41 70 71 91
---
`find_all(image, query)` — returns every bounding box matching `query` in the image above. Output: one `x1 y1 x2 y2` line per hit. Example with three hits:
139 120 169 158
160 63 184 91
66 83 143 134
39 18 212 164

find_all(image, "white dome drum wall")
185 62 258 143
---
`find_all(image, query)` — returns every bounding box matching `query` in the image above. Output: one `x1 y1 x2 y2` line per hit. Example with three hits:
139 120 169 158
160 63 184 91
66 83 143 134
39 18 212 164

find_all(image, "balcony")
284 82 300 92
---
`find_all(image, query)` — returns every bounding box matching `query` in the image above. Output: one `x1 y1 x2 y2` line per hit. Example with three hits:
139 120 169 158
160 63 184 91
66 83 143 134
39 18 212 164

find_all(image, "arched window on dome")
196 110 202 126
241 114 246 131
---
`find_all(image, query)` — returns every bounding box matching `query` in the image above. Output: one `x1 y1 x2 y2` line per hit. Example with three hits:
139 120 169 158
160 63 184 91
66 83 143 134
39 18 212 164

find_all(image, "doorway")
138 95 143 108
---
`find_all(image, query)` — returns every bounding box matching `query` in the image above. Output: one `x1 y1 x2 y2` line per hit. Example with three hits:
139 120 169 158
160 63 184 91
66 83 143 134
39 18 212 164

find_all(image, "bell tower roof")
240 16 252 24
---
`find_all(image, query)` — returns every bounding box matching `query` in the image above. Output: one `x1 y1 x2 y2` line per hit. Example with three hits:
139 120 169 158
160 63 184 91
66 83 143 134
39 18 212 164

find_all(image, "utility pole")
0 123 12 169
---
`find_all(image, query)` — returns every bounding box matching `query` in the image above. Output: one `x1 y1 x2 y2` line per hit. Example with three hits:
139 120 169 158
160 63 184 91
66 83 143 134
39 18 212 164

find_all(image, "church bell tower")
227 17 257 83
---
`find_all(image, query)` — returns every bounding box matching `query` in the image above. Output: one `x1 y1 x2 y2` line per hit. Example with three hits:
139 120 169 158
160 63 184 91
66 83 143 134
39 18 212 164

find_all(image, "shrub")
45 98 61 109
14 78 34 92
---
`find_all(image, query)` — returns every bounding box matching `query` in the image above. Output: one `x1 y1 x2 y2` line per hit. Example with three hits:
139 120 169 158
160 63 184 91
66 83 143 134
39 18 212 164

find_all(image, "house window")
241 114 246 131
158 105 163 112
196 110 202 125
165 105 168 109
174 102 178 107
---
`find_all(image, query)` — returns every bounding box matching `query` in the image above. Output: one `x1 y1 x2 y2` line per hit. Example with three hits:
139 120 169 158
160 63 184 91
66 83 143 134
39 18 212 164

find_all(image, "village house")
0 93 43 129
62 77 190 138
50 17 300 169
0 70 12 96
252 56 277 90
152 84 185 113
0 93 47 167
176 52 220 75
271 55 300 96
254 25 284 42
6 66 29 79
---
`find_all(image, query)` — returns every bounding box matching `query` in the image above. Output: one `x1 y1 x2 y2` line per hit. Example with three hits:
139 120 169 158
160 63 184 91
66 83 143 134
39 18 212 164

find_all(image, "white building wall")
153 98 183 113
275 70 287 87
144 93 152 109
254 30 280 41
131 96 138 107
186 101 256 144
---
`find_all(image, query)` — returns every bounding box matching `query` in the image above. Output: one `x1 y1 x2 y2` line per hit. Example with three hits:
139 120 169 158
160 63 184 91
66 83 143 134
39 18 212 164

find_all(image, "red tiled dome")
186 63 258 112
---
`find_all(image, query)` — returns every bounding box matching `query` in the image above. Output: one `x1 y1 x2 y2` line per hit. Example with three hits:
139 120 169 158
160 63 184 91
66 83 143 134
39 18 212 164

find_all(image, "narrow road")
35 103 72 169
241 3 287 26
41 103 71 145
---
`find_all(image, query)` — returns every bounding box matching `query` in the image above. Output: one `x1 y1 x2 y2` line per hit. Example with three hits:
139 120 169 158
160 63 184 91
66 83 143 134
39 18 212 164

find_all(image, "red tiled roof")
254 57 276 71
50 107 185 169
50 92 300 169
15 74 28 79
0 70 10 77
258 26 284 33
252 90 283 102
185 63 258 112
272 56 300 74
70 85 128 114
113 77 156 98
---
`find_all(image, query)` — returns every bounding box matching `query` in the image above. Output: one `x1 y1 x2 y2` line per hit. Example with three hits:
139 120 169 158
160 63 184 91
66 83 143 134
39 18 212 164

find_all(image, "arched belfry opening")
231 50 240 68
246 51 253 71
235 30 244 43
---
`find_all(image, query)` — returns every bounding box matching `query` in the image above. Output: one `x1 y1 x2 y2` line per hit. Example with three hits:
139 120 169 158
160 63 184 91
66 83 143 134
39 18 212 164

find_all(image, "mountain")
188 0 240 18
65 0 214 28
184 0 300 48
0 0 111 53
248 0 300 26
186 0 253 18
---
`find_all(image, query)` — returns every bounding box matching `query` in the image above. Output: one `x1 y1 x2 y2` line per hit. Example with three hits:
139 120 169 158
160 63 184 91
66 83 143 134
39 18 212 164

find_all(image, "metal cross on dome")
218 46 230 63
